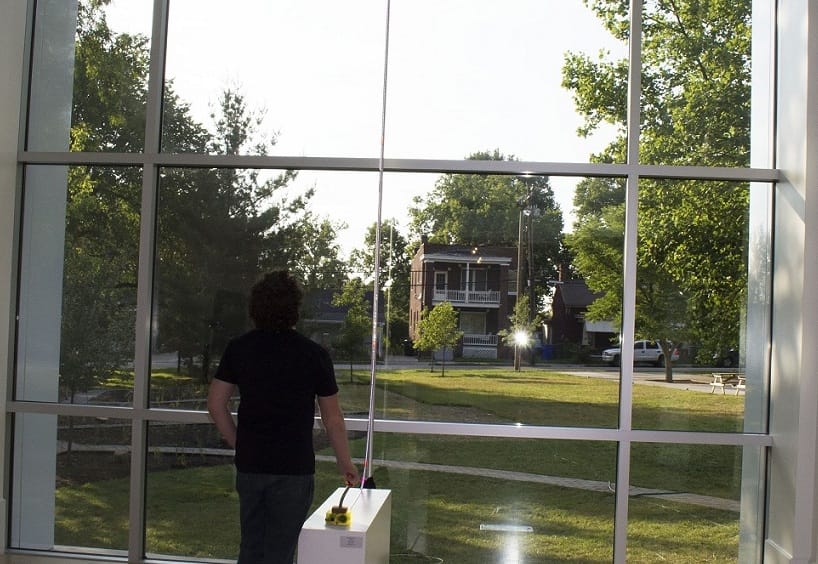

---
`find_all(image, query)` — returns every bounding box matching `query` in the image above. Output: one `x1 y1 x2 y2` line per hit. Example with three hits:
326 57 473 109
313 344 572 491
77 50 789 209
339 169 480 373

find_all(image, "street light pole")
514 196 525 371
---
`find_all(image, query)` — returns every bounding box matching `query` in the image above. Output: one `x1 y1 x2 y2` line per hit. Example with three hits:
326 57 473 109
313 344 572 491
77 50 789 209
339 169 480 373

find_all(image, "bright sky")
106 1 627 256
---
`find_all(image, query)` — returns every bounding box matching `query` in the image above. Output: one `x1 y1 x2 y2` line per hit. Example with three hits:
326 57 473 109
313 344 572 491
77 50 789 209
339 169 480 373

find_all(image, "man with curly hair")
208 270 359 564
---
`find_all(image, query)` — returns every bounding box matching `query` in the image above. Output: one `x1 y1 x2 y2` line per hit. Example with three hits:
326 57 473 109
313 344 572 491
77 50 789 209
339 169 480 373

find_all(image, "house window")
434 271 447 291
460 311 486 335
462 267 487 291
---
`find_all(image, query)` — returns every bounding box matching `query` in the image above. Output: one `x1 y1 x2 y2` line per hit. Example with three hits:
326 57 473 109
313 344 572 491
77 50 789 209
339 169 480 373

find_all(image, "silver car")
601 339 679 367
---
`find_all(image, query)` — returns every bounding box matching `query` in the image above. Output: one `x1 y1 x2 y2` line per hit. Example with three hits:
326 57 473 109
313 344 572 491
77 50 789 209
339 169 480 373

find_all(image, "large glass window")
11 1 778 563
632 180 768 434
27 0 152 153
387 0 627 162
153 168 378 406
17 165 139 406
161 0 385 157
358 436 617 562
627 443 755 562
639 2 752 168
13 415 131 552
144 422 237 559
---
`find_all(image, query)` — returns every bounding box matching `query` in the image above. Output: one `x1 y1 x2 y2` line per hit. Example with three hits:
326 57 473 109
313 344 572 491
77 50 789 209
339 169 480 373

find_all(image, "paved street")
147 351 731 394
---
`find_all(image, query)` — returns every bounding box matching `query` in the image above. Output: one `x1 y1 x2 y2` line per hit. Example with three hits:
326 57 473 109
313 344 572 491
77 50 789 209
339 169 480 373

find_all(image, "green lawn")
347 367 743 432
56 461 739 563
55 367 747 562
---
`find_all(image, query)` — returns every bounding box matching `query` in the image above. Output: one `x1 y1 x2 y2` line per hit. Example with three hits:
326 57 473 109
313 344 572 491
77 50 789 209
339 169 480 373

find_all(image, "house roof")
557 279 601 308
415 243 516 265
301 288 385 324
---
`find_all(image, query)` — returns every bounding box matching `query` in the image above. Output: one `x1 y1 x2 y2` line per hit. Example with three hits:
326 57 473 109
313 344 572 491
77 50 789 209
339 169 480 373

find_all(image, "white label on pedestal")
340 535 364 549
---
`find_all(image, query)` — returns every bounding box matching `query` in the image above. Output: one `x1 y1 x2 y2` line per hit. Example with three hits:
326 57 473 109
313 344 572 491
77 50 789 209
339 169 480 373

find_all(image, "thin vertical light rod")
363 0 392 485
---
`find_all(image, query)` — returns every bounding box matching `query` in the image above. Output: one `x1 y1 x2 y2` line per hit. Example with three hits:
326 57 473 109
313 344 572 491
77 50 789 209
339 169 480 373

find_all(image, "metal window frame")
7 0 780 562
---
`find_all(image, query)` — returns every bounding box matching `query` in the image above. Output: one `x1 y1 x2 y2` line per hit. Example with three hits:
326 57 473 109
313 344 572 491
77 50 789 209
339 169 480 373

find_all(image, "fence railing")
433 289 501 305
462 334 499 346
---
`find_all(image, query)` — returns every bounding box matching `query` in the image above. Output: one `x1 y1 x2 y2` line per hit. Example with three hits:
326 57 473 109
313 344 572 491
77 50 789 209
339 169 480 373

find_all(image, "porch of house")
462 333 500 359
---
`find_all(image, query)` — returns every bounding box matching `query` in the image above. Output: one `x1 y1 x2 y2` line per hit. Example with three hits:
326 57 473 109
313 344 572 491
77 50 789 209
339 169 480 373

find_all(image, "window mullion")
613 0 644 562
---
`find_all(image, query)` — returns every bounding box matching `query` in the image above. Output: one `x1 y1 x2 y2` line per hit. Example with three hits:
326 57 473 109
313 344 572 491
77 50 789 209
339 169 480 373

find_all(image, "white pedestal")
298 487 391 564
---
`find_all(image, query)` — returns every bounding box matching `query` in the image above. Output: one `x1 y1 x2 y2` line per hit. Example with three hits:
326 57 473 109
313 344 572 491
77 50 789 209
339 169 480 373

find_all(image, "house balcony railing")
433 288 501 306
462 334 499 346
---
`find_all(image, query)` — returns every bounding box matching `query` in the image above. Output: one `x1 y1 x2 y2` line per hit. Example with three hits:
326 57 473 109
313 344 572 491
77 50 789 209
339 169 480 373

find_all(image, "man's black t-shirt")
213 328 339 475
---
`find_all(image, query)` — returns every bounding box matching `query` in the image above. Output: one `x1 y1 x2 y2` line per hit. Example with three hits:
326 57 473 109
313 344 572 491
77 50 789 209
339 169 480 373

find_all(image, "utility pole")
384 222 393 367
514 180 536 371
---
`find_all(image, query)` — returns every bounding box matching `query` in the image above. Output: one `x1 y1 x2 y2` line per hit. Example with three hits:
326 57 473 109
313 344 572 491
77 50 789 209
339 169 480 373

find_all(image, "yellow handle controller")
324 485 352 526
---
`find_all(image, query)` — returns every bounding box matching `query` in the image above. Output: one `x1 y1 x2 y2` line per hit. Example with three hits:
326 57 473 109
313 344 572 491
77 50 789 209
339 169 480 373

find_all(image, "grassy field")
55 367 747 562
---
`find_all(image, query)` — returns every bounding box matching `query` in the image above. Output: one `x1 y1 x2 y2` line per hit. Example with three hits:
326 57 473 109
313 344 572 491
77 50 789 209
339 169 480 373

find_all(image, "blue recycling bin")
541 344 554 360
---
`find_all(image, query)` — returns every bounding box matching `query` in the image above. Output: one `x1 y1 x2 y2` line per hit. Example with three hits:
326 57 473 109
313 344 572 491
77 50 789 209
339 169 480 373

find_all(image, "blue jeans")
235 472 314 564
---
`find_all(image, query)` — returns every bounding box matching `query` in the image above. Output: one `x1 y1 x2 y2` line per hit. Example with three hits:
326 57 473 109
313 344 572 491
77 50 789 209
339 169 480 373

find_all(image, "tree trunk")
661 341 674 382
66 385 76 459
201 344 211 384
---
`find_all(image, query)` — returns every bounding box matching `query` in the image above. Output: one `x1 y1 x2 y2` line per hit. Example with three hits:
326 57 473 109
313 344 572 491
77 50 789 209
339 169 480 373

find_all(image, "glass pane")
632 180 768 432
387 1 627 162
145 422 238 559
12 414 130 552
357 172 622 427
153 168 378 406
144 423 365 560
401 171 568 362
27 0 152 152
17 166 139 405
162 0 385 156
344 435 616 562
363 367 620 427
639 3 752 167
627 443 758 563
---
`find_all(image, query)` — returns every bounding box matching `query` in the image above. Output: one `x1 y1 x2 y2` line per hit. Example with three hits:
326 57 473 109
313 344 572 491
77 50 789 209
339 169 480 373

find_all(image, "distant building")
409 243 519 359
300 288 385 358
546 278 616 350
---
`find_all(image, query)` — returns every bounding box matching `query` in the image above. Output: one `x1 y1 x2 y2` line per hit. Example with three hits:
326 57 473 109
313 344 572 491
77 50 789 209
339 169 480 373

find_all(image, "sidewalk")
318 455 740 512
58 441 737 513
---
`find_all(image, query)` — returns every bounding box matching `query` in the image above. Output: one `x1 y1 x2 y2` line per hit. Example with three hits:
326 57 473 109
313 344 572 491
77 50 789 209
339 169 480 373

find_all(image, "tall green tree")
290 213 349 291
563 0 751 380
349 219 411 352
66 0 348 390
156 88 321 382
499 294 543 371
61 168 139 403
60 0 158 402
409 150 565 307
413 302 463 376
332 278 371 381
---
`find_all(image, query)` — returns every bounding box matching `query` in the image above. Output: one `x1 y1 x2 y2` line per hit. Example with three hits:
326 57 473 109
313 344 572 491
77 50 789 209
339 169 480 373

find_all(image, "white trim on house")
420 252 512 266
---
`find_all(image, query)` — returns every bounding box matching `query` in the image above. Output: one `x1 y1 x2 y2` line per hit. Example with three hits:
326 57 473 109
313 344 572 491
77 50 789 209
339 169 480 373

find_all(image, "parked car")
713 348 739 368
601 339 680 367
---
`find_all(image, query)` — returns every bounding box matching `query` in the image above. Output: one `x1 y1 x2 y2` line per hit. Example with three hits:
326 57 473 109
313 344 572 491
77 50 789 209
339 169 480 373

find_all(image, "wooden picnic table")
710 372 745 395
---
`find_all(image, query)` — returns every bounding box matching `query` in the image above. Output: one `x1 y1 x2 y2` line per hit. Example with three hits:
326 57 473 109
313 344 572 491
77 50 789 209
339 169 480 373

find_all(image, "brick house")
546 279 616 351
409 243 519 359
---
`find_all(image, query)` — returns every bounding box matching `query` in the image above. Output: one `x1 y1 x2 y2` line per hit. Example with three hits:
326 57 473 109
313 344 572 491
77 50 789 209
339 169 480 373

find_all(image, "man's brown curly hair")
248 270 302 330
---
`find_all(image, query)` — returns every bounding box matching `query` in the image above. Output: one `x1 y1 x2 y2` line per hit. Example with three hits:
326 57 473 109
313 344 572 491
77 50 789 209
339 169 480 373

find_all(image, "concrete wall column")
0 0 31 555
10 0 79 550
766 1 818 562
